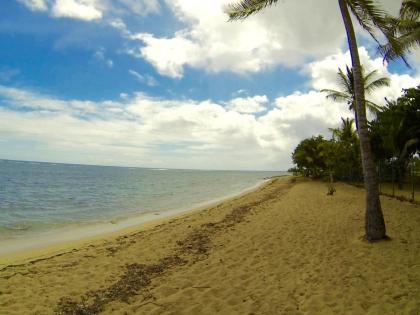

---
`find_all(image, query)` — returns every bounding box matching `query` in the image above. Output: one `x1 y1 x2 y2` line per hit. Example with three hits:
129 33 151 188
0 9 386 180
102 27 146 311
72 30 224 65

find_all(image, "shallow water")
0 159 285 240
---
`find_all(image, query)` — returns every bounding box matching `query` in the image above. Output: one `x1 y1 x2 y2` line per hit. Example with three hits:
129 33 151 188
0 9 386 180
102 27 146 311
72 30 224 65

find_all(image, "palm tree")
371 94 420 188
329 117 357 142
330 118 362 181
381 0 420 62
321 66 390 129
225 0 402 240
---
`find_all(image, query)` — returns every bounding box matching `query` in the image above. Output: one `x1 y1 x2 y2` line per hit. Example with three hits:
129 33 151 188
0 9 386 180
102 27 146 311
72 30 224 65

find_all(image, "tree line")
289 86 420 192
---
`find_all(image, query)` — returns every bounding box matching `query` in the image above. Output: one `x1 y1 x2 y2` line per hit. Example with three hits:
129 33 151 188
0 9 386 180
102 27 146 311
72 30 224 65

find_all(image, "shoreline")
0 177 277 267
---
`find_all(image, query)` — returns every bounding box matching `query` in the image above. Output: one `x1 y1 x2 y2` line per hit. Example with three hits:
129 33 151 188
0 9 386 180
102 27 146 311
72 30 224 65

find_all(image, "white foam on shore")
0 179 270 258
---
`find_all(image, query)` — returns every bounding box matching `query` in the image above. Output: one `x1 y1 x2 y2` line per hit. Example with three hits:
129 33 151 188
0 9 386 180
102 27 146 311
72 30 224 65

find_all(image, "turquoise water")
0 159 285 239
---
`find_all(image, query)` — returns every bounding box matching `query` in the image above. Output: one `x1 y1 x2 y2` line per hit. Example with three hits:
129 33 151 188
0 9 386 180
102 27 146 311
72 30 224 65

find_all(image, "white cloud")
16 0 162 22
133 32 202 78
0 85 100 114
130 0 346 78
0 88 271 169
51 0 103 21
307 47 388 91
274 91 347 124
120 0 419 81
0 84 359 170
17 0 104 21
94 48 113 68
109 18 130 36
128 69 158 87
128 69 144 81
306 47 420 107
17 0 48 11
408 50 420 71
1 49 418 170
0 85 66 111
116 0 160 16
227 95 268 114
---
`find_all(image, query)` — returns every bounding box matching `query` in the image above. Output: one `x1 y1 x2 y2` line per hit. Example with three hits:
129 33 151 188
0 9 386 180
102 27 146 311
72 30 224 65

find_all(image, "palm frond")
397 26 420 49
365 76 390 93
400 0 420 20
321 89 351 103
363 69 378 83
379 41 410 65
225 0 279 20
337 67 353 94
346 0 388 44
400 138 419 160
380 0 419 63
365 100 381 113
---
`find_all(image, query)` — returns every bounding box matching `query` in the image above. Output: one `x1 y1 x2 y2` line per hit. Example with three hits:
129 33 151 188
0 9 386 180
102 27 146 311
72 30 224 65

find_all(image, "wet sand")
1 176 420 314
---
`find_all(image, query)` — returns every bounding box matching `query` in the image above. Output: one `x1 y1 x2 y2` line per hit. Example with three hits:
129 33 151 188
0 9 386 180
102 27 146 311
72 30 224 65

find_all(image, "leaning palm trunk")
338 0 386 240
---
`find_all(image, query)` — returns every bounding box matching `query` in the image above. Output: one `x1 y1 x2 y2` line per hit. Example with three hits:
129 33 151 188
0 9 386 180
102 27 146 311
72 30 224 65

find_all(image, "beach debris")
327 185 336 196
55 177 295 314
177 229 212 256
56 255 187 315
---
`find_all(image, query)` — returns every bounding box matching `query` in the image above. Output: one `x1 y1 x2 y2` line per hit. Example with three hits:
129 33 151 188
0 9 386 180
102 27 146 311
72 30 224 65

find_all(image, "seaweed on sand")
56 255 187 315
56 178 294 315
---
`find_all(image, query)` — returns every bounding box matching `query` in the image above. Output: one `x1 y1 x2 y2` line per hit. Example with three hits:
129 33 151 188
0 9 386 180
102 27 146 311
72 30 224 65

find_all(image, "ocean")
0 159 286 241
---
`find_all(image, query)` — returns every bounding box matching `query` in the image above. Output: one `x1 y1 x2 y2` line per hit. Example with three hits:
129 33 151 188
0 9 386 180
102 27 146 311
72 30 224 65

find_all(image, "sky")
0 0 418 170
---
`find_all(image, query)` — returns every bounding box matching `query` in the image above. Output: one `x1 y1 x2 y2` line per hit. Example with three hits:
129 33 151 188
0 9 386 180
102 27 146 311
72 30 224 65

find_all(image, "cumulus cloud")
119 0 418 81
16 0 162 21
51 0 103 21
306 47 420 107
129 0 346 78
0 85 355 169
132 32 202 78
0 87 269 169
17 0 104 21
227 95 268 114
1 48 418 170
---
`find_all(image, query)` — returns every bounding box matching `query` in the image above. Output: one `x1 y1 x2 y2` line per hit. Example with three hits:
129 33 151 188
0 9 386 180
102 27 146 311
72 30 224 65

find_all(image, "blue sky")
0 0 418 170
0 1 308 102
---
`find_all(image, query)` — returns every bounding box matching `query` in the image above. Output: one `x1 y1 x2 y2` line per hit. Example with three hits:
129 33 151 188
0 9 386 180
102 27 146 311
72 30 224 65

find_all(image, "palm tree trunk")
338 0 386 241
354 110 359 130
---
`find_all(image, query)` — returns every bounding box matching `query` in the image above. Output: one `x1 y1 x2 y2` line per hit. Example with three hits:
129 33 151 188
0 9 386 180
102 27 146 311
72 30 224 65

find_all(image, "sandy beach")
1 176 420 314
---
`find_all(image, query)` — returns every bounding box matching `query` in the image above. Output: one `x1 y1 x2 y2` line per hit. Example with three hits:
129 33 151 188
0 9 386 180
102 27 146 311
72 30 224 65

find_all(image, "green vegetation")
290 85 420 198
321 66 390 129
371 86 420 186
290 118 362 183
290 136 329 179
381 0 420 63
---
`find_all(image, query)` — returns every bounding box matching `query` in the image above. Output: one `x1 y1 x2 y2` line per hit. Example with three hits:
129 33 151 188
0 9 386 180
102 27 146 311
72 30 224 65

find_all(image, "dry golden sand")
1 177 420 315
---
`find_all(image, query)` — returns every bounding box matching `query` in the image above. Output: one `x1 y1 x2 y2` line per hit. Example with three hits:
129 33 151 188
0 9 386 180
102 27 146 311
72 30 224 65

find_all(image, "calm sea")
0 159 285 240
